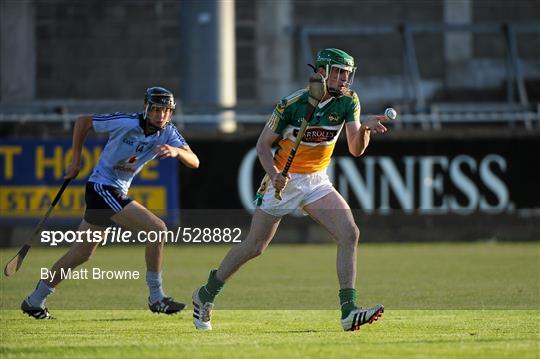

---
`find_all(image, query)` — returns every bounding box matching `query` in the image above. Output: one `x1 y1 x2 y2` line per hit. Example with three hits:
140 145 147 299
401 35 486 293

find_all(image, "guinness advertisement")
179 134 539 241
181 136 538 215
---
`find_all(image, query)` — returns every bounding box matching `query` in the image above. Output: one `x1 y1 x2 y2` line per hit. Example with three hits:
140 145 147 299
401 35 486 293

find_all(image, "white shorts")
259 170 335 217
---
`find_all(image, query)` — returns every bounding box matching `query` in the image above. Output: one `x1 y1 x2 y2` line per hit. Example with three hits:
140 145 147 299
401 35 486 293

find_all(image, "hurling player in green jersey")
193 49 390 331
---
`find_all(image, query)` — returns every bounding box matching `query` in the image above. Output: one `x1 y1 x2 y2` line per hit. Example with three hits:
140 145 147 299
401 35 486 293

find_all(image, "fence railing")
1 109 539 130
299 22 540 113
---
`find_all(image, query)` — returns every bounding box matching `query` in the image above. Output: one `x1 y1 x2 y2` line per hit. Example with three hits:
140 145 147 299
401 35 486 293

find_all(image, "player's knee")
340 225 359 246
252 246 265 258
140 218 167 236
75 247 96 263
249 241 267 258
151 218 167 232
80 251 94 263
137 219 167 247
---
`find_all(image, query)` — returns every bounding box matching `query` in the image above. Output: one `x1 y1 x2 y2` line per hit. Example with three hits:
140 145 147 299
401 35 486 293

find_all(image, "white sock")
146 271 166 303
27 280 54 308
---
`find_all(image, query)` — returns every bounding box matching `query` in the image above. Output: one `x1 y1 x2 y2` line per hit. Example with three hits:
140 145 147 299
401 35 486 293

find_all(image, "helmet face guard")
315 48 356 97
143 86 176 129
324 64 356 96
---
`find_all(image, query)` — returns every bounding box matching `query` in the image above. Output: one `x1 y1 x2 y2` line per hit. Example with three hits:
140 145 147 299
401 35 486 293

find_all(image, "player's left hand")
361 115 388 134
155 144 179 159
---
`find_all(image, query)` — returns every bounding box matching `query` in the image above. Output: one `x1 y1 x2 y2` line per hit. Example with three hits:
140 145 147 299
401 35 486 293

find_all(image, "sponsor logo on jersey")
113 163 136 173
122 137 135 145
293 127 338 143
328 113 340 122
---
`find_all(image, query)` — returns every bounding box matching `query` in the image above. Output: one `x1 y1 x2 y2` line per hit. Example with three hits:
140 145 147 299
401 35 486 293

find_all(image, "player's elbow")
255 136 266 154
187 155 200 169
76 114 91 122
76 115 93 131
256 142 267 161
349 147 364 157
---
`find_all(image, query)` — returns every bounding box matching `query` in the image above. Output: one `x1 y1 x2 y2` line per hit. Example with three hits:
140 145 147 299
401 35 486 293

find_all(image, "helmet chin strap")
319 64 346 98
145 122 161 135
327 86 344 98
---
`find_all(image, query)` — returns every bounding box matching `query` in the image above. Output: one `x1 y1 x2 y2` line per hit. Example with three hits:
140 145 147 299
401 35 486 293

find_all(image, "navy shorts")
84 182 133 227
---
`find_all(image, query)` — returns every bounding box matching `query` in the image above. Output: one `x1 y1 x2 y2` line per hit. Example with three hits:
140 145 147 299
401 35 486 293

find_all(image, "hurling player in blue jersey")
21 87 199 319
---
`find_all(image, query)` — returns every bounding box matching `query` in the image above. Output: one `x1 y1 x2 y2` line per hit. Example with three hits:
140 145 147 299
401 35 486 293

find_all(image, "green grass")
1 243 539 358
1 309 538 358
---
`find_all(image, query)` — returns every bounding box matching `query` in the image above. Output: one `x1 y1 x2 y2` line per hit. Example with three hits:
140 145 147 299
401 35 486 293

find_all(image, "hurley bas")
41 267 140 281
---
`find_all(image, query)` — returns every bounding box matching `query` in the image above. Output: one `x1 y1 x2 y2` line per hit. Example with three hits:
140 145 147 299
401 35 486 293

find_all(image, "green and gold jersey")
266 88 360 173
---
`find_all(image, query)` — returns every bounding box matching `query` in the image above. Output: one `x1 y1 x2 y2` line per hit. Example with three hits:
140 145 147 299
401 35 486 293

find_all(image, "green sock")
199 269 224 303
339 288 357 319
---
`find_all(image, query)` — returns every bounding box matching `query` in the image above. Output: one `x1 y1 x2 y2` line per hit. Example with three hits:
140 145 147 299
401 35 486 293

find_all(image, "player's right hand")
272 172 291 192
361 115 388 134
64 161 81 179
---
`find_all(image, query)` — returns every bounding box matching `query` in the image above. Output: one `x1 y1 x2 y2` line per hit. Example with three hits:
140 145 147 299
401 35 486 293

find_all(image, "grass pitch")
1 243 539 358
1 309 538 358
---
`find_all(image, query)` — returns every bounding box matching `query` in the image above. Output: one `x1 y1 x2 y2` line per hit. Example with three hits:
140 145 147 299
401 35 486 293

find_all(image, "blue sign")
0 138 179 224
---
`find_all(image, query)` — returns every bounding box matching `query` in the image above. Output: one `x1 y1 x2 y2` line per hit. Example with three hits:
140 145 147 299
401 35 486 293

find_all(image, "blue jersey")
88 112 186 193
